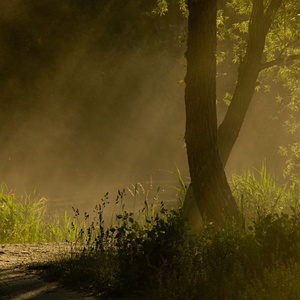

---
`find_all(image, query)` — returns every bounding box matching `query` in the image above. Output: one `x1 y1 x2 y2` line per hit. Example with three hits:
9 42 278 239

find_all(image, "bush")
251 211 300 266
240 262 300 300
40 190 300 299
53 194 188 297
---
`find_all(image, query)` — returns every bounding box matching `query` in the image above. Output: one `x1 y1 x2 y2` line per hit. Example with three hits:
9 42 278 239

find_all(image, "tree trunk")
184 0 239 225
183 0 282 226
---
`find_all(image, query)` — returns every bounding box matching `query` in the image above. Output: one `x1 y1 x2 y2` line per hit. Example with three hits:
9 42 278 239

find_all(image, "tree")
155 0 300 225
185 0 300 225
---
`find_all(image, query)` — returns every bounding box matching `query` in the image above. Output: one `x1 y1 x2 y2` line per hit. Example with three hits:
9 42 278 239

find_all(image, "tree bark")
184 0 239 225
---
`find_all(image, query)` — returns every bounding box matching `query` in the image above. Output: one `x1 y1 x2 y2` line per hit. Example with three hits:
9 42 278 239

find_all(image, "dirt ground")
0 243 96 299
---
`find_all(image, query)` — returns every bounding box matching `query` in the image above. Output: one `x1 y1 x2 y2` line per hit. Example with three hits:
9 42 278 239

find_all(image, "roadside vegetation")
2 164 300 299
0 185 76 243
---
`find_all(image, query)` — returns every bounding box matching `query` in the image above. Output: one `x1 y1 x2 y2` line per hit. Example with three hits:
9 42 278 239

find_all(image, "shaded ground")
0 243 96 299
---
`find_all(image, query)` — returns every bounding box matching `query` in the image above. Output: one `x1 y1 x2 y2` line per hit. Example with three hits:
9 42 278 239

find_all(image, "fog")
0 1 189 213
0 1 291 214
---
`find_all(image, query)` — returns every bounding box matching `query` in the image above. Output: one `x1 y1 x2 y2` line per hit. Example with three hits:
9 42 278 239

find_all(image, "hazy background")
0 0 291 213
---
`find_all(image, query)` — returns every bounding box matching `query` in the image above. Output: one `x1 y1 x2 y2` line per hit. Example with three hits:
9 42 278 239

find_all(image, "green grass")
0 185 76 243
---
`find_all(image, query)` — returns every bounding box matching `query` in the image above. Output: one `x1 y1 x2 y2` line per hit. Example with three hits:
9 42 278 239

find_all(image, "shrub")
251 210 300 266
240 262 300 300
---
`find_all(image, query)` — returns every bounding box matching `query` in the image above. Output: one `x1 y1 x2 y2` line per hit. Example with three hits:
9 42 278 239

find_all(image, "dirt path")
0 243 96 299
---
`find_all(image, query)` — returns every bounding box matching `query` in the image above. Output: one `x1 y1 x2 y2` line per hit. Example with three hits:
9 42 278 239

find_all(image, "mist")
0 1 190 213
0 1 291 214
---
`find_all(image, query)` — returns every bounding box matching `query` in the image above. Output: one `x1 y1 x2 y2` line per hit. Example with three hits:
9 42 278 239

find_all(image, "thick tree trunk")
184 0 239 225
183 0 282 226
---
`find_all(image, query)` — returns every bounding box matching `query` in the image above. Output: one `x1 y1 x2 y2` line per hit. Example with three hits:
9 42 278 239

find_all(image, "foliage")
240 262 300 300
4 165 300 298
152 0 169 16
37 176 300 299
3 170 300 298
223 0 300 134
153 0 188 17
42 193 187 298
251 211 300 265
279 142 300 179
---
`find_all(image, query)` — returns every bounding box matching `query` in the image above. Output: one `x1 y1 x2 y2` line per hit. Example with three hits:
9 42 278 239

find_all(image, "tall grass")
230 162 297 223
0 185 75 243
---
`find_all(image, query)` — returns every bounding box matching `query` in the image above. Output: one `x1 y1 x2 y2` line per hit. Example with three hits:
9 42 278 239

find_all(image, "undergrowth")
41 196 300 299
3 164 300 299
40 174 300 299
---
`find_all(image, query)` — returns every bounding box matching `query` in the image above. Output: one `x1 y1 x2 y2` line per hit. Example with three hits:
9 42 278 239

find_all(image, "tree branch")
264 0 282 20
262 0 282 33
260 53 300 70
